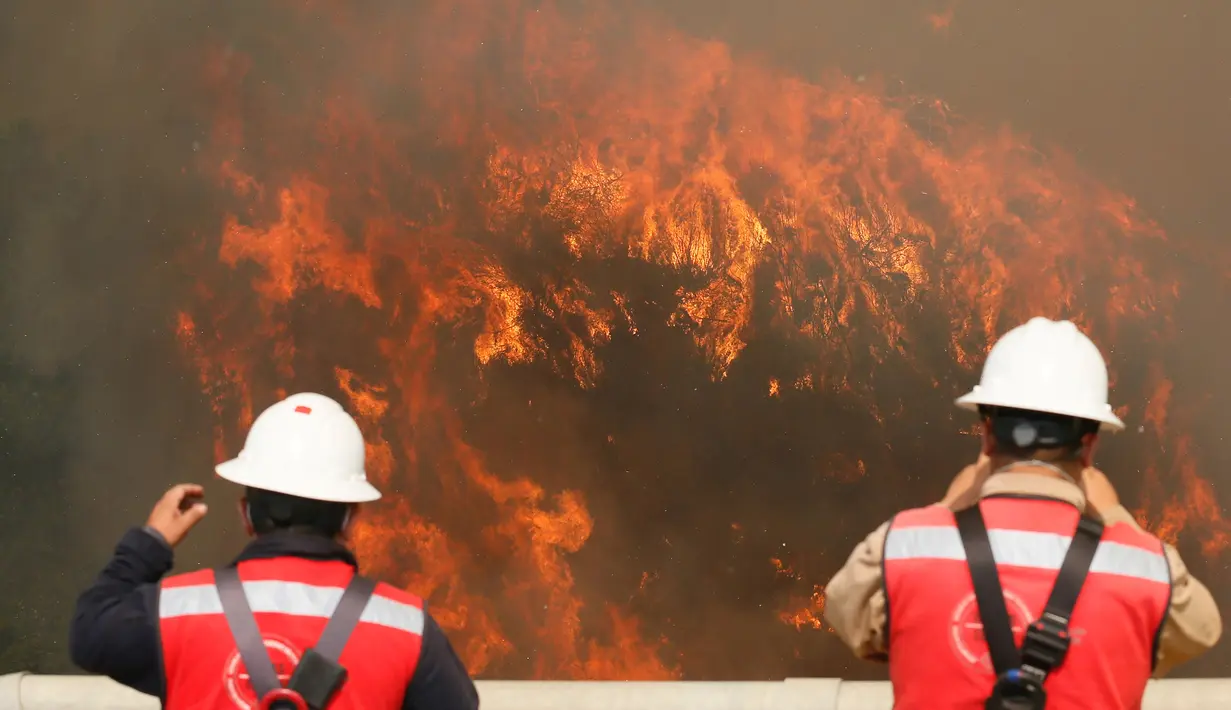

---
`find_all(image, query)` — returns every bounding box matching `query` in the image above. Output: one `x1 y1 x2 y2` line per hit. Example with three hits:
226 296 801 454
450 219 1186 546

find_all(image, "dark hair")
978 405 1100 459
245 487 351 537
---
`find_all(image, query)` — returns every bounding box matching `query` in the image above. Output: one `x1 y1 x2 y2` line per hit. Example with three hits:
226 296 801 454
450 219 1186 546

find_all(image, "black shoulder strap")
956 504 1105 682
216 566 282 700
955 505 1021 675
215 567 379 698
315 575 378 661
1020 516 1104 677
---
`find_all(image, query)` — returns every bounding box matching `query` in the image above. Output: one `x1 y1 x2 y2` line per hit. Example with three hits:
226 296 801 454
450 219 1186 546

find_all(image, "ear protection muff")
980 405 1096 453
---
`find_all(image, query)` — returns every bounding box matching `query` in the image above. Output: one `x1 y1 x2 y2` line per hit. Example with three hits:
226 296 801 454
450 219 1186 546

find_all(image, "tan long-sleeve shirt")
823 472 1222 676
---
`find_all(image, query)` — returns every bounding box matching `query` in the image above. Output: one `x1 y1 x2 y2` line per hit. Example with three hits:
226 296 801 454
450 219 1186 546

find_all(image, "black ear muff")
1011 421 1041 448
992 415 1083 450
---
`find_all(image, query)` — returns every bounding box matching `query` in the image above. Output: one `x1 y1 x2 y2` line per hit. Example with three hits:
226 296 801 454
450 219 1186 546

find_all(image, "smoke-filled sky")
1 0 1229 680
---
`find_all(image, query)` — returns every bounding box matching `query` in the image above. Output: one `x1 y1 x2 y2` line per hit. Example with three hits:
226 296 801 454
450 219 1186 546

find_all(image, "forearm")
1153 544 1222 676
69 527 172 694
822 522 890 660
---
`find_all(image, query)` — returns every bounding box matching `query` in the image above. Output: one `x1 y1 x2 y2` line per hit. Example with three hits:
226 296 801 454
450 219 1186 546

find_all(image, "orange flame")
175 0 1225 678
780 586 831 633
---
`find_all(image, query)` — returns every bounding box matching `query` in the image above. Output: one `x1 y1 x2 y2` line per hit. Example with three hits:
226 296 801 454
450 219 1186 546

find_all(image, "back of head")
216 392 382 536
956 317 1123 460
245 486 351 537
978 405 1100 461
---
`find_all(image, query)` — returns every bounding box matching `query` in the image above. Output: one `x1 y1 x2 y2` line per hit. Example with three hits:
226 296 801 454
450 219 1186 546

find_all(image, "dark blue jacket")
69 527 479 710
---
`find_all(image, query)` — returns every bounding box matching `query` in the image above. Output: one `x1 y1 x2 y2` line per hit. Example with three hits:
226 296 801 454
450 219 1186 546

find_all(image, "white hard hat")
955 317 1125 432
216 392 382 503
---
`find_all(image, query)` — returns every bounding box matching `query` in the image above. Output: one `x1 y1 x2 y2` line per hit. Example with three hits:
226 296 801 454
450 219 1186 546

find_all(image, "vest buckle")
1021 611 1071 670
259 688 307 710
986 669 1048 710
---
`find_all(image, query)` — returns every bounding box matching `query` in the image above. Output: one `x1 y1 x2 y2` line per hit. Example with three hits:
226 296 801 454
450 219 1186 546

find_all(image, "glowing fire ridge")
174 0 1227 679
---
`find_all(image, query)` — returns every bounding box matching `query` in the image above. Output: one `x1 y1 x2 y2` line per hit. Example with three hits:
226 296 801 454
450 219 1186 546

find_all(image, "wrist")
115 526 175 582
141 525 173 550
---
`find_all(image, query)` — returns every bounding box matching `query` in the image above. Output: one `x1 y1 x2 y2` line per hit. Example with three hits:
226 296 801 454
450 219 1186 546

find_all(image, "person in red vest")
824 317 1222 709
70 392 479 710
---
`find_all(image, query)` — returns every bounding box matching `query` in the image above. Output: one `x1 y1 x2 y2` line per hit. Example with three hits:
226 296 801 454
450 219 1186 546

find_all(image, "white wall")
0 673 1225 710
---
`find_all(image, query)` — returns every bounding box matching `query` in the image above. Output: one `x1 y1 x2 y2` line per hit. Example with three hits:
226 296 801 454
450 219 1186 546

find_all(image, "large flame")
175 0 1228 678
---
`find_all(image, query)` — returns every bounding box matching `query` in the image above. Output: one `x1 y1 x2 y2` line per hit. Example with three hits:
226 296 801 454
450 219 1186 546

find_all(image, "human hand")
145 484 209 548
1079 467 1120 517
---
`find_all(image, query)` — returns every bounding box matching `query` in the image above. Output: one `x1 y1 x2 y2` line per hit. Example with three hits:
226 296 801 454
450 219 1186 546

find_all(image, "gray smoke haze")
0 0 244 670
1 0 1229 679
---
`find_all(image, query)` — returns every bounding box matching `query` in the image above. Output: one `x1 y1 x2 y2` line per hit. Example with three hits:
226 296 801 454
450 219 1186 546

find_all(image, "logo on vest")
223 634 301 709
949 591 1033 671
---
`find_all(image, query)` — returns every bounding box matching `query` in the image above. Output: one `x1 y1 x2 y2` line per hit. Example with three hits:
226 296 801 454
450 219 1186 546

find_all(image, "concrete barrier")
0 673 1225 709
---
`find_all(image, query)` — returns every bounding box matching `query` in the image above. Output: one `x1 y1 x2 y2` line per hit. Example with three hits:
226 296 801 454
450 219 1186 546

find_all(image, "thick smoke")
0 0 245 670
1 0 1228 679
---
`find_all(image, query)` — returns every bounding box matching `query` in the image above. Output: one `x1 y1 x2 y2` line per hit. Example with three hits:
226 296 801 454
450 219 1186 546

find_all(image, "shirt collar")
980 471 1087 511
229 529 359 568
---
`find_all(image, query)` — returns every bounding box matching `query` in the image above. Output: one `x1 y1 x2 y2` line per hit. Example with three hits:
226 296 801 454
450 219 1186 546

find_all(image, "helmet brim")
215 458 383 503
955 391 1126 433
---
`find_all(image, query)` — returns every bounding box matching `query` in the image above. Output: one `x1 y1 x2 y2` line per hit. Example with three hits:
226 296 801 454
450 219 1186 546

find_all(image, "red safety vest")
883 497 1171 710
159 557 424 710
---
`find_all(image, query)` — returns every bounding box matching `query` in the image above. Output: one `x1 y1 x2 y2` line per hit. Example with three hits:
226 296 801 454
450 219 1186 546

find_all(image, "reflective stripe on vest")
885 525 1170 584
159 580 426 636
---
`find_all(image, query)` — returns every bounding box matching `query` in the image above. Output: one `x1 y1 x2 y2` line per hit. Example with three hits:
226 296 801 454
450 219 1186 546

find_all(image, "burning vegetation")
168 0 1228 680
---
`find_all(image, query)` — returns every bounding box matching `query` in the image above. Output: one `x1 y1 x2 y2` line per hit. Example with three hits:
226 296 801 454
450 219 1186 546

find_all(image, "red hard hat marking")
294 406 312 414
